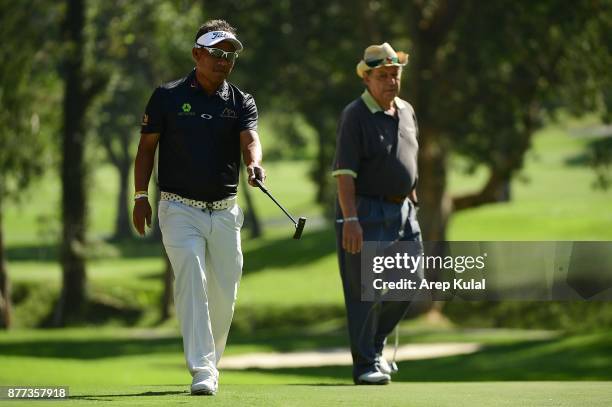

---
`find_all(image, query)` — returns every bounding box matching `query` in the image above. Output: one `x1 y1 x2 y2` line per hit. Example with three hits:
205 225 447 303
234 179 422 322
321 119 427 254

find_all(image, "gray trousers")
335 195 422 381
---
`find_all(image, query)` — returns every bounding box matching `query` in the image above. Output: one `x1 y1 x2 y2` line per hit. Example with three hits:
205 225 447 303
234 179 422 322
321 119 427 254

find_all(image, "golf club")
254 178 306 239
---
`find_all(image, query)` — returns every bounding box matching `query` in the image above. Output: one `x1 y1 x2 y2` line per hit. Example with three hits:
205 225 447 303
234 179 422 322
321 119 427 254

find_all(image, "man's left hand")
247 164 266 187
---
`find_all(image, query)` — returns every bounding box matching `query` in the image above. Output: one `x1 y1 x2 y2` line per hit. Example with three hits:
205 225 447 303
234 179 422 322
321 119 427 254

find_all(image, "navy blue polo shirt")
141 69 258 201
332 90 419 196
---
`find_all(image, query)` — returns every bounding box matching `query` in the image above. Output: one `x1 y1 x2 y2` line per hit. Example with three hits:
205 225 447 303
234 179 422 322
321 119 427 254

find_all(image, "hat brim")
204 37 243 52
356 51 409 78
195 31 244 52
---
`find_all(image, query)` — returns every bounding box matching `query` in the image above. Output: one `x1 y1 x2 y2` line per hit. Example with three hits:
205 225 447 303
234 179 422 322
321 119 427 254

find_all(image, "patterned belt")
160 191 236 211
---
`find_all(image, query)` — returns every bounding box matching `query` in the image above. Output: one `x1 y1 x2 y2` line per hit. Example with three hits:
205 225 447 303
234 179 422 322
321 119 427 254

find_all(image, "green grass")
0 383 609 406
3 161 321 247
448 120 612 240
0 327 611 406
4 118 612 329
2 118 612 405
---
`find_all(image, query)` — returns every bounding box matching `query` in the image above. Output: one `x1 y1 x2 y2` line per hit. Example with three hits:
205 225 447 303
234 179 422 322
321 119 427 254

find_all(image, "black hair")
194 19 237 43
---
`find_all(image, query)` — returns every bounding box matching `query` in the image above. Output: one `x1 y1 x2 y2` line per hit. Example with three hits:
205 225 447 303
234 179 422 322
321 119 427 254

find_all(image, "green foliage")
587 137 612 190
432 0 612 177
89 0 202 151
443 301 612 333
259 111 318 161
0 1 59 198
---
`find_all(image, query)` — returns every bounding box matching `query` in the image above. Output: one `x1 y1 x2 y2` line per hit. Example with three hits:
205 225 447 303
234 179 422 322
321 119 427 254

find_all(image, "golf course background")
2 1 612 404
1 114 612 405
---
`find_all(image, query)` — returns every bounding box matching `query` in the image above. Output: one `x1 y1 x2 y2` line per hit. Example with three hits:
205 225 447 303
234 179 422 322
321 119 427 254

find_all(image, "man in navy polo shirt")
332 42 422 385
132 19 265 396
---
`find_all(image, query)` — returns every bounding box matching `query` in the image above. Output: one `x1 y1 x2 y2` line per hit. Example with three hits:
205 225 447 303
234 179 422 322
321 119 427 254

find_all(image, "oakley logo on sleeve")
220 108 237 119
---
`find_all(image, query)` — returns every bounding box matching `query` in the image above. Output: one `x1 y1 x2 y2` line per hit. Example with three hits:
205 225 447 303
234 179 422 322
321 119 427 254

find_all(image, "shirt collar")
189 69 230 101
361 89 407 113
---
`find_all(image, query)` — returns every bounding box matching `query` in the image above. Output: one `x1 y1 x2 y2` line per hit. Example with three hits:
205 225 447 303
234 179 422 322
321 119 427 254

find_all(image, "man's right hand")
342 221 363 254
133 198 152 236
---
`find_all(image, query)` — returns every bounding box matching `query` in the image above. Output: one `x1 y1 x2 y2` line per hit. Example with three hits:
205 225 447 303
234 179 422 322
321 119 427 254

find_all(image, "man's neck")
195 70 223 95
371 94 395 112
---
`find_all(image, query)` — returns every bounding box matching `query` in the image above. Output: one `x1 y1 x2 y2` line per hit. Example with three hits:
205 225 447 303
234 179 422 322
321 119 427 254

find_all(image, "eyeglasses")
198 46 239 63
365 56 400 68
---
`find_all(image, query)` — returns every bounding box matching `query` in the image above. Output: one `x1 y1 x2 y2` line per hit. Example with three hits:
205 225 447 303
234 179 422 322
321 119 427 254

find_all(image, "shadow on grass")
242 227 336 275
5 227 335 270
2 329 611 381
0 324 346 359
71 390 187 400
0 336 183 359
565 137 612 167
232 333 612 381
5 239 164 262
230 304 345 338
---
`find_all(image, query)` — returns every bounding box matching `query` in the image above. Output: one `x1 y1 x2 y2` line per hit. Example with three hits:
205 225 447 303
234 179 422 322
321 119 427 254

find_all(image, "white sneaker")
356 370 391 385
378 357 399 375
191 373 217 395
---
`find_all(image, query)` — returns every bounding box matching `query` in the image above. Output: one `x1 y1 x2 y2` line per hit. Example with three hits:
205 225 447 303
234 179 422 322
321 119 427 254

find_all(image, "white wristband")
134 193 149 200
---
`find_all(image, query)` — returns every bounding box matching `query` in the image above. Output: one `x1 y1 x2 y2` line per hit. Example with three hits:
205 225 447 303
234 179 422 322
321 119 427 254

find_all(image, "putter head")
293 217 307 240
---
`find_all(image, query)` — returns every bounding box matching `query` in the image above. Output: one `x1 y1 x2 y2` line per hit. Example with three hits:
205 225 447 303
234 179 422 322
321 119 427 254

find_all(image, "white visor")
195 31 243 52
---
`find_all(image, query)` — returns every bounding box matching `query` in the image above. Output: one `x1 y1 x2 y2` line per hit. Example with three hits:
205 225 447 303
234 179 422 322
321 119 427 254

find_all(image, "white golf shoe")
191 372 217 395
356 370 391 385
377 357 399 375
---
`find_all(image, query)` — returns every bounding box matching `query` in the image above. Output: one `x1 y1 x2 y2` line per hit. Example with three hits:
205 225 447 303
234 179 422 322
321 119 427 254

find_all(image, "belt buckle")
387 195 405 204
205 201 215 210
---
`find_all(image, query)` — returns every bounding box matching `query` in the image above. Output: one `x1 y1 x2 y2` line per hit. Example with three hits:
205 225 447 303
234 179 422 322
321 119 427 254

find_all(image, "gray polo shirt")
332 89 419 196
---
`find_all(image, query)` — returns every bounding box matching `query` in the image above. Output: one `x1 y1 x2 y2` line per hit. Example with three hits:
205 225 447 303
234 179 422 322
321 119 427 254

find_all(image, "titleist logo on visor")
195 31 243 51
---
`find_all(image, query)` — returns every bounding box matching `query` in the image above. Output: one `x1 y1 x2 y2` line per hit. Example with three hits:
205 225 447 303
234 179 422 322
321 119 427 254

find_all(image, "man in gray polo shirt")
332 42 421 385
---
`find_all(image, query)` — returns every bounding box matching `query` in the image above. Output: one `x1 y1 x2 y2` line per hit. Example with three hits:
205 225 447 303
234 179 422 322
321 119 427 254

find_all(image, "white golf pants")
158 199 244 380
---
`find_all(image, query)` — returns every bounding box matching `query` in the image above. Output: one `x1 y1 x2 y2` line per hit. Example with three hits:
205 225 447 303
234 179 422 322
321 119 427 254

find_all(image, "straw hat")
356 42 408 78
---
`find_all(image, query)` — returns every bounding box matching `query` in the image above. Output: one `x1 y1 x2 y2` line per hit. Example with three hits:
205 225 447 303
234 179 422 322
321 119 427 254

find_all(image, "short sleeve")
331 107 361 178
411 105 419 139
238 94 258 132
140 87 165 134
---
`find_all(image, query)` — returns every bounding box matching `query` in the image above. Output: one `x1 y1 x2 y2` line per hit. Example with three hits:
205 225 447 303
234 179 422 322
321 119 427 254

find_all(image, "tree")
0 0 57 329
211 0 611 239
205 0 392 212
54 0 106 325
90 1 158 240
400 0 612 240
86 1 206 242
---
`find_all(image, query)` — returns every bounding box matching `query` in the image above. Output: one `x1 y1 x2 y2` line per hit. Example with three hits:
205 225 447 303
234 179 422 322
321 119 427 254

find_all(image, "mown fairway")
1 119 611 406
1 327 611 406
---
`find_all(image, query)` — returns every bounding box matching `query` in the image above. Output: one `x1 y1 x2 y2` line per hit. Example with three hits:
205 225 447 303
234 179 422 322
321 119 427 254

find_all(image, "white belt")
160 191 236 211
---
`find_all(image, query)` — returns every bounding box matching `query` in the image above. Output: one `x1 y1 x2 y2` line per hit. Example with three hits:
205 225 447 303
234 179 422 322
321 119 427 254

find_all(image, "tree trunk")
0 200 11 329
112 158 132 240
308 112 336 215
55 0 88 326
314 121 332 205
160 251 173 321
417 127 452 242
240 166 262 238
406 0 461 242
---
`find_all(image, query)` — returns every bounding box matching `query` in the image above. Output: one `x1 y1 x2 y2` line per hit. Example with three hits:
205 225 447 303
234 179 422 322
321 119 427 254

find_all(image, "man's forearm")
134 150 153 191
134 145 155 192
240 130 262 167
336 175 358 218
243 141 262 166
